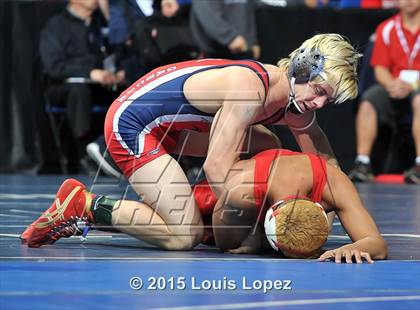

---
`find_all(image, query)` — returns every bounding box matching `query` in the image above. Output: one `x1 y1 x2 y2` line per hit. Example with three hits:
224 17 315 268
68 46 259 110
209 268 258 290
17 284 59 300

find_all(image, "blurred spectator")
148 0 200 65
190 0 260 59
86 0 199 176
361 0 397 8
104 0 198 79
304 0 329 7
349 0 420 184
39 0 126 170
159 0 181 17
300 0 397 8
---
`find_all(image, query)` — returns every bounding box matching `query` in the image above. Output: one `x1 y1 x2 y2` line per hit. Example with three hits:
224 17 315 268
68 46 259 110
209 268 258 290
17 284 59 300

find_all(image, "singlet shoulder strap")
306 153 328 202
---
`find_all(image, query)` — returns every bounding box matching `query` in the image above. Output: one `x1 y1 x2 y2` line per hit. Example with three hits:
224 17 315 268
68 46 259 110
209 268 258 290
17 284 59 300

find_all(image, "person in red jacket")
349 0 420 183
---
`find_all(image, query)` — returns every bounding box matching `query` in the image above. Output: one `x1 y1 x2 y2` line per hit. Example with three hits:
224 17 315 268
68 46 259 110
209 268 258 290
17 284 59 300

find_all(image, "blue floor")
0 175 419 309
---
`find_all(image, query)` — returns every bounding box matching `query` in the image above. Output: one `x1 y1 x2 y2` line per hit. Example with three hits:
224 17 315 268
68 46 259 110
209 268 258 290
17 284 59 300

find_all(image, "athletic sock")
91 196 118 226
356 155 370 164
415 156 420 166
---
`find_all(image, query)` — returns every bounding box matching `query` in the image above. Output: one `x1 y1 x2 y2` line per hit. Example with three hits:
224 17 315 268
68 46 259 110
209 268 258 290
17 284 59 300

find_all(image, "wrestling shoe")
404 165 420 184
348 161 374 183
20 178 94 247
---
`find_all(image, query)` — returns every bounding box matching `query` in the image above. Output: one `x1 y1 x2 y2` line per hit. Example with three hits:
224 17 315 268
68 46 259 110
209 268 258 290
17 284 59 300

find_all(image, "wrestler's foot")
20 179 94 247
404 165 420 184
348 161 374 183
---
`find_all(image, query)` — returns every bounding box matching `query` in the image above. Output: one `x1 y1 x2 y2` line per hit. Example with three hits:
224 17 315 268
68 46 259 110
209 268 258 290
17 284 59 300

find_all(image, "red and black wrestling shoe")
20 178 94 247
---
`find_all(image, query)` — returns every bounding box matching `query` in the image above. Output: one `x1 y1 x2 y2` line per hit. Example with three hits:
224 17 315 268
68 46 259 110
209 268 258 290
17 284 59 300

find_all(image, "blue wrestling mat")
0 175 419 309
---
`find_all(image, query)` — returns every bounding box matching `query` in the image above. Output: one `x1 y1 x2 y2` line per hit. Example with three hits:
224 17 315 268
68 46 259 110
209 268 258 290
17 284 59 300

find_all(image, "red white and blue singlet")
104 59 270 177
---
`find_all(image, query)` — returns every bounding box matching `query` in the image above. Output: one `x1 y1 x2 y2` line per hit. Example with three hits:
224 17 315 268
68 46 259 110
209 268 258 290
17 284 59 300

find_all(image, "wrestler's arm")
284 112 339 167
204 68 265 197
319 165 388 263
211 158 260 251
212 192 257 251
213 194 270 254
226 225 268 254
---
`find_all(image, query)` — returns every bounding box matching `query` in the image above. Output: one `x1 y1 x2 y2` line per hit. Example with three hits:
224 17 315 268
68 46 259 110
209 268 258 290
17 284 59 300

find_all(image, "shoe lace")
48 216 91 242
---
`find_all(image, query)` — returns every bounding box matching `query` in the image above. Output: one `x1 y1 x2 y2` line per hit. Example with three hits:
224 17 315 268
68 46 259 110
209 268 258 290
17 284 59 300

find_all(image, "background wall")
256 6 395 172
0 0 65 173
0 1 395 173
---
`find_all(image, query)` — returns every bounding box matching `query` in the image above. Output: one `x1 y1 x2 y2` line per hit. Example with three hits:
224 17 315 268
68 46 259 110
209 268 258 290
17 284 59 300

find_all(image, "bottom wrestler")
21 149 387 263
194 149 387 263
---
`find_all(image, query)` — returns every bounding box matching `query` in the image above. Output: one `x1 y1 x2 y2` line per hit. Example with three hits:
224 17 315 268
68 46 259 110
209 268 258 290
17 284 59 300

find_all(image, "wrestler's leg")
110 154 204 250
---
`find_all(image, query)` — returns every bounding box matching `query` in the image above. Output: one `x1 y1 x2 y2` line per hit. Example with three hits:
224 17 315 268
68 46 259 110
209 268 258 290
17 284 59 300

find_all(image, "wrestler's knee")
162 226 204 251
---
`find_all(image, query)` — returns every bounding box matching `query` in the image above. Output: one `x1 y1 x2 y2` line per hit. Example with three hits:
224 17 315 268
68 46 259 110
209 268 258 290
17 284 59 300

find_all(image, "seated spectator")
361 0 397 8
105 0 198 79
86 0 199 177
190 0 260 60
302 0 397 8
144 0 200 66
349 0 420 184
39 0 126 172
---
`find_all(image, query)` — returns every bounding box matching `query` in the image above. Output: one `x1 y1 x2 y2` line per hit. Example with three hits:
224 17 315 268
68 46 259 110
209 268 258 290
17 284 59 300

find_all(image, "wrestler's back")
221 155 312 209
268 155 313 203
184 64 283 115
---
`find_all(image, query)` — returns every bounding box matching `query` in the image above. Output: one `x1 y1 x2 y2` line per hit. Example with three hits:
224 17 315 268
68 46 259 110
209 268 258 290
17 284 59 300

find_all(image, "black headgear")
288 48 326 84
286 48 326 114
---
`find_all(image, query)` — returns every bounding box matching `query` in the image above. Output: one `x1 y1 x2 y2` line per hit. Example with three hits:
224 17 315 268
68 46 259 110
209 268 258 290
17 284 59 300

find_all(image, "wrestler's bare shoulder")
184 66 265 93
184 66 265 114
268 155 313 200
263 64 283 86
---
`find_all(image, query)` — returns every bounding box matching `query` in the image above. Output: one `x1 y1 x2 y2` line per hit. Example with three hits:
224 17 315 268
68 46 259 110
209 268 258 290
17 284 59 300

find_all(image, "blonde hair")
273 198 329 258
277 33 362 104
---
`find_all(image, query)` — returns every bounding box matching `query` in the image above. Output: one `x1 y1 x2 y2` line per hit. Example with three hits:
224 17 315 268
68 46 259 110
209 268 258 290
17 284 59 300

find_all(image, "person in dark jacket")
39 0 126 165
190 0 260 59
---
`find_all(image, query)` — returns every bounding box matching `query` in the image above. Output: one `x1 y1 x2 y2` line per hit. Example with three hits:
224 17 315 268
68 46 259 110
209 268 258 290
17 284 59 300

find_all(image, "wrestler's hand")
228 245 260 254
227 227 264 254
318 245 374 264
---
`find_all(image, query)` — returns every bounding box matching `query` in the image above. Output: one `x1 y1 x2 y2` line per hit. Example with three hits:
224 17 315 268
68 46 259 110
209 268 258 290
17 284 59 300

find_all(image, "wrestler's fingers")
318 250 335 261
228 246 251 254
335 250 343 264
352 250 363 264
344 250 353 264
361 252 374 264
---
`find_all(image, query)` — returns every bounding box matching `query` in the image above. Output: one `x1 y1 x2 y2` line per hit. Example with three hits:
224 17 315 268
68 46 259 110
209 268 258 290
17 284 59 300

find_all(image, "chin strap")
286 77 304 115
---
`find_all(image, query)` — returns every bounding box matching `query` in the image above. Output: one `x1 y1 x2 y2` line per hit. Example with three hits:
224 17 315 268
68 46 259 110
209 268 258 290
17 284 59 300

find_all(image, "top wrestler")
23 33 361 251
